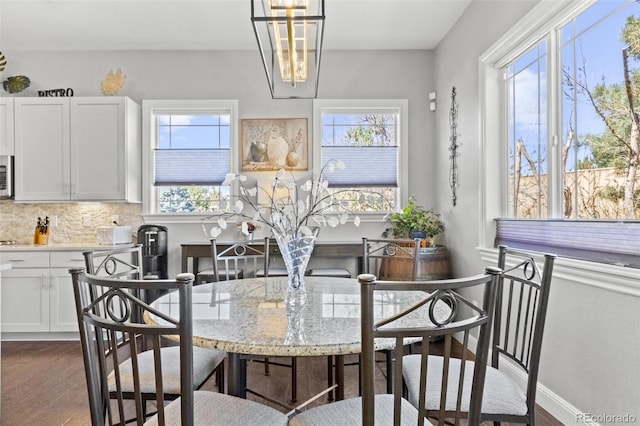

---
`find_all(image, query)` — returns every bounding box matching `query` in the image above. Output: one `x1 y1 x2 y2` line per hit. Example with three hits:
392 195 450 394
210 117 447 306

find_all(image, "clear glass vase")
284 303 307 345
273 232 316 306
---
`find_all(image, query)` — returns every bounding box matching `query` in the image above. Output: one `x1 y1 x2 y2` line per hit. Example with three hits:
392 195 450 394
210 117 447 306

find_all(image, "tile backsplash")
0 201 143 244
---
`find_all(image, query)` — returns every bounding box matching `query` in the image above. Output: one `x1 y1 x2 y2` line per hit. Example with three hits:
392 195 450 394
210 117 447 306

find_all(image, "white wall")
434 1 640 424
3 49 436 276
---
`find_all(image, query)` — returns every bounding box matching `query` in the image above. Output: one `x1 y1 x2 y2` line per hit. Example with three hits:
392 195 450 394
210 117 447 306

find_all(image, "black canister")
137 224 168 280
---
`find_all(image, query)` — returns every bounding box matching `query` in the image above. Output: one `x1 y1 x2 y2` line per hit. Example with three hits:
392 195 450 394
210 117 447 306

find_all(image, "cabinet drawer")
50 251 86 268
0 251 49 268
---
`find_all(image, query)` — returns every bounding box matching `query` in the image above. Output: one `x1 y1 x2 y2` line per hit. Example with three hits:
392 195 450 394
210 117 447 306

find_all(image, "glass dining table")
146 276 449 401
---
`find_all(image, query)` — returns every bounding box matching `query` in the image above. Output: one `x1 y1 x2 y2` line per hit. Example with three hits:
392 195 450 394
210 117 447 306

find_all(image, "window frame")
142 99 239 221
312 99 409 221
480 0 640 269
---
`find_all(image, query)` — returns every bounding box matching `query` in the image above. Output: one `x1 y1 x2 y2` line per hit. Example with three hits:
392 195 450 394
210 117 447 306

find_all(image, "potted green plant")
384 196 444 244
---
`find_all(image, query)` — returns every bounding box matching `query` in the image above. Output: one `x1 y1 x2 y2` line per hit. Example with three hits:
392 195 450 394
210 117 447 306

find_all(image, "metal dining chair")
210 238 270 282
211 237 301 403
363 237 420 280
289 268 501 426
326 236 421 400
69 268 288 425
81 245 226 411
403 245 556 424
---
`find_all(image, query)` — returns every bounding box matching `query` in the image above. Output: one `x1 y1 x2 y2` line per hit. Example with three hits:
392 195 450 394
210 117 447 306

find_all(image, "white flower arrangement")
203 160 386 240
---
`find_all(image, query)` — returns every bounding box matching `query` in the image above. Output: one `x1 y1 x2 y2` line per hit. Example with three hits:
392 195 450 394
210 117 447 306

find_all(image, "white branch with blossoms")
202 159 385 240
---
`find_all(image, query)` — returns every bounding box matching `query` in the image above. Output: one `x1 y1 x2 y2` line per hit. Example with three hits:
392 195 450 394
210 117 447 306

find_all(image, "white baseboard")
461 333 594 425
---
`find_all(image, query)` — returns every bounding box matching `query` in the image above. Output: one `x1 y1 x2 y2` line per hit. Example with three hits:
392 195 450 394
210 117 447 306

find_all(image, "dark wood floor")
1 341 562 425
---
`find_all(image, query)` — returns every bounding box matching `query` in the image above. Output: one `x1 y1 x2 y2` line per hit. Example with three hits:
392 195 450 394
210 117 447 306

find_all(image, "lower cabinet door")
1 269 49 333
49 269 80 332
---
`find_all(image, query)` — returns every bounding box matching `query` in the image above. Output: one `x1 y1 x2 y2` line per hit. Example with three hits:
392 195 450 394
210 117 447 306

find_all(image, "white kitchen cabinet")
0 250 84 334
70 97 141 201
14 98 70 201
0 98 14 155
14 96 141 202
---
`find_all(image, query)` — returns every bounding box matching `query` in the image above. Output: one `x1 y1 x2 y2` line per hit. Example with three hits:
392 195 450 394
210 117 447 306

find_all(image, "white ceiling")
0 0 472 52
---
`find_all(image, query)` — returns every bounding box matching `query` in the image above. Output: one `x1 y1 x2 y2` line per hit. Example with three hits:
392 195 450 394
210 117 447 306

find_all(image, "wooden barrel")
377 243 451 281
416 246 451 280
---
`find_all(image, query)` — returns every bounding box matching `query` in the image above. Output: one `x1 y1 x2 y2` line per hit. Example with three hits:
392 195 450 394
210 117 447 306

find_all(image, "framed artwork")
241 118 308 171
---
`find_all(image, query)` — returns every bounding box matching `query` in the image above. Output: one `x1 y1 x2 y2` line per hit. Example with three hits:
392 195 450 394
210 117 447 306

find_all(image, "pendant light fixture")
251 0 325 99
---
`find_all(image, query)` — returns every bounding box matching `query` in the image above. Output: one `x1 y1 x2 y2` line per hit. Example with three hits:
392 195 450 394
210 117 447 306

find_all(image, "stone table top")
148 276 450 357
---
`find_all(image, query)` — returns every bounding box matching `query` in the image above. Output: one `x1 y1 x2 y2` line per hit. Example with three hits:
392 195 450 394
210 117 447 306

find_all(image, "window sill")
477 246 640 298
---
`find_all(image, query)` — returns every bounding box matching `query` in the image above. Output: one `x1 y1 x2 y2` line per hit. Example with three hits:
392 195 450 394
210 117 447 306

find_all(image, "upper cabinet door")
70 97 141 202
0 98 15 156
71 97 126 201
14 98 71 201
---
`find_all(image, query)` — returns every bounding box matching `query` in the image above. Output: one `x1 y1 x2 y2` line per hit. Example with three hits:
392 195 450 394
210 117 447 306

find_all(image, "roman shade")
322 146 397 187
494 218 640 268
154 149 230 186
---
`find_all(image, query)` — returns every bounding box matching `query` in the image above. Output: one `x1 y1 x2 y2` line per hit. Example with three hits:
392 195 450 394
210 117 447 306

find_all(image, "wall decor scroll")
241 118 308 171
449 86 459 206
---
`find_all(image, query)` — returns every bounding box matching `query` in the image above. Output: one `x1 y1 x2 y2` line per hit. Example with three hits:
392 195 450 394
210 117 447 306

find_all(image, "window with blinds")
489 0 640 267
143 100 237 214
315 101 406 212
154 114 230 186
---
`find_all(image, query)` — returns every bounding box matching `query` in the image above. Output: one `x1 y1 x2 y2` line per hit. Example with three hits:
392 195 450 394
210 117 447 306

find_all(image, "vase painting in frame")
241 118 308 171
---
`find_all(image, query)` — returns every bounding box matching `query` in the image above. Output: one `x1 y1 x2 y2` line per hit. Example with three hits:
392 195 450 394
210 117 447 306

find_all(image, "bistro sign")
38 87 74 97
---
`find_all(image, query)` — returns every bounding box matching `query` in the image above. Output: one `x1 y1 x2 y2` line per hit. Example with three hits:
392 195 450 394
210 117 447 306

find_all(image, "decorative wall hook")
449 87 459 206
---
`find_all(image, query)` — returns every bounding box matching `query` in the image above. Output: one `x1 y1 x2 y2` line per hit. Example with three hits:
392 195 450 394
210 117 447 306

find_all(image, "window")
142 100 238 215
482 0 640 267
313 99 408 214
506 0 640 220
506 40 548 218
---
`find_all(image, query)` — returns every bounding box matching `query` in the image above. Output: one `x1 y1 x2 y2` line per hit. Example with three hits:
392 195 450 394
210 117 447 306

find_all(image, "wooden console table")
181 240 363 275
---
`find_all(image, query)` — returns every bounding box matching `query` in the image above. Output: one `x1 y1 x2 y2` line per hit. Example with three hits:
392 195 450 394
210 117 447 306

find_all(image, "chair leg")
385 350 394 394
217 362 225 393
327 356 334 402
358 354 363 396
291 357 298 403
335 355 345 401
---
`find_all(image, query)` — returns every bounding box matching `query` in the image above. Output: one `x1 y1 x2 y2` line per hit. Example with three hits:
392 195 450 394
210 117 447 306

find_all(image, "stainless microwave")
0 155 14 199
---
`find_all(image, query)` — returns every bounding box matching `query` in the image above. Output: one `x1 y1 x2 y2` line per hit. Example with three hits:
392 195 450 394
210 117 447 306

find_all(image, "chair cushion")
196 269 244 283
144 390 289 425
308 268 351 278
257 268 288 277
289 394 430 426
402 355 528 416
108 346 225 395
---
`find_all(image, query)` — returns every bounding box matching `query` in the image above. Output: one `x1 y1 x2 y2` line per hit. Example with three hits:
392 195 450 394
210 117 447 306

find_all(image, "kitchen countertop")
0 243 134 252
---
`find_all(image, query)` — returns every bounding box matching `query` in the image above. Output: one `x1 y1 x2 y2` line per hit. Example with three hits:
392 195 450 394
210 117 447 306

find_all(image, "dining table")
146 275 450 402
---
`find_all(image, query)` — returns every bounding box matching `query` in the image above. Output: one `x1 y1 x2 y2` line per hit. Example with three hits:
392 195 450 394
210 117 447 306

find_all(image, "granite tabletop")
148 276 450 357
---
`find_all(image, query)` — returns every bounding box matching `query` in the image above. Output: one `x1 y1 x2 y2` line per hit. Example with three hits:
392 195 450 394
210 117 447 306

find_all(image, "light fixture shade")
251 0 325 99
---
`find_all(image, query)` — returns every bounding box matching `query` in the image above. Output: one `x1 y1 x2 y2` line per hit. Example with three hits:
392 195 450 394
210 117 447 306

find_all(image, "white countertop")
0 243 133 252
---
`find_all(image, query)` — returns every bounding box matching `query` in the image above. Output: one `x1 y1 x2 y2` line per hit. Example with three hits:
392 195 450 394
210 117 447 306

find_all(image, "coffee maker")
137 224 168 280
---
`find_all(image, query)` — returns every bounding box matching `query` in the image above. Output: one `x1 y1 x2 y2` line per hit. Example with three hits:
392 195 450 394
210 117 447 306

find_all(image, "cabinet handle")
41 275 48 289
7 259 25 263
